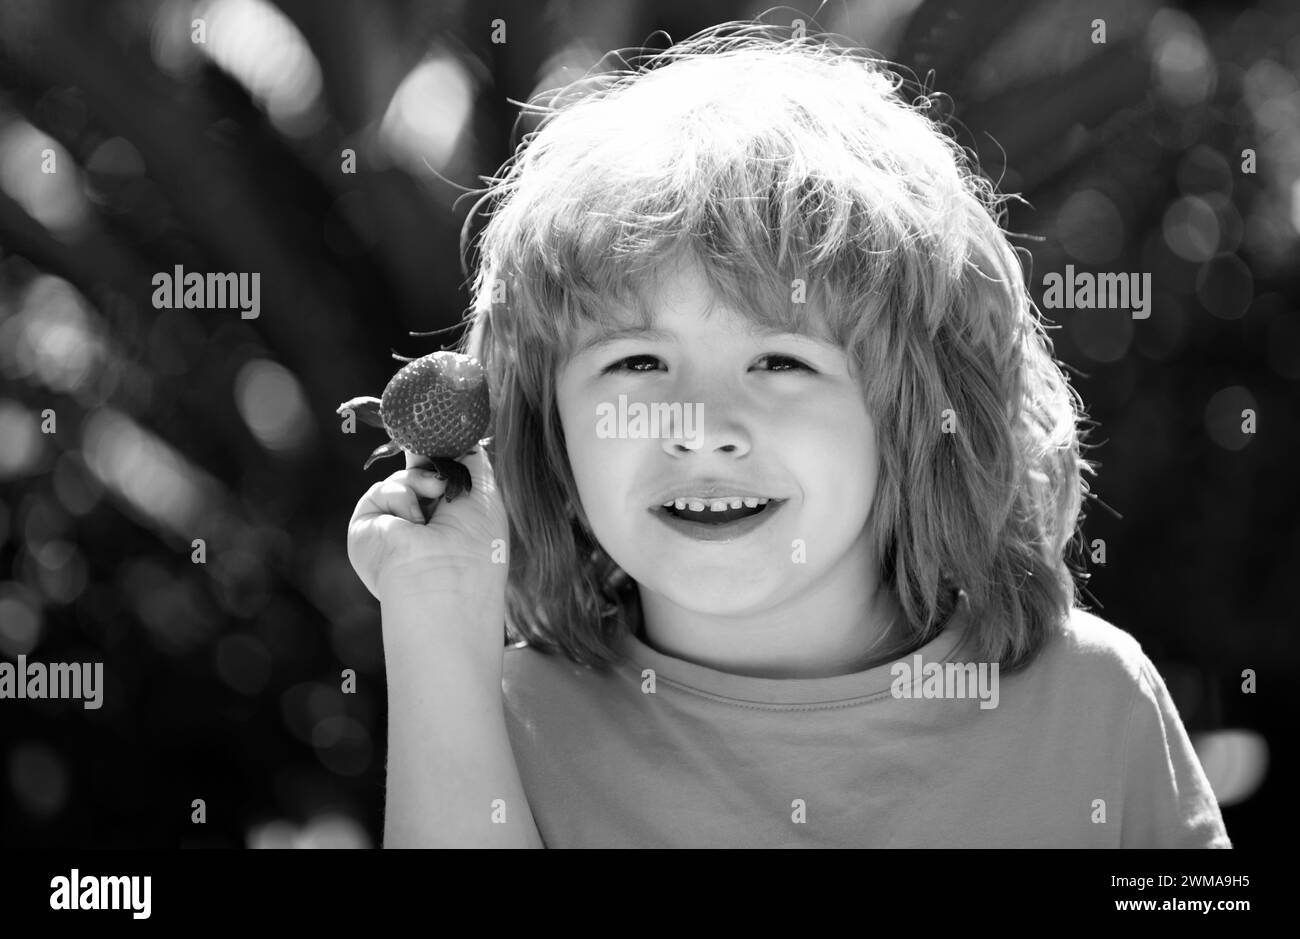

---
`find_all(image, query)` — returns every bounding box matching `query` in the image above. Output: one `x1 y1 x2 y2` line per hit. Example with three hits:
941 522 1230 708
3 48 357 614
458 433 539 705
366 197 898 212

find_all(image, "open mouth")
655 499 783 525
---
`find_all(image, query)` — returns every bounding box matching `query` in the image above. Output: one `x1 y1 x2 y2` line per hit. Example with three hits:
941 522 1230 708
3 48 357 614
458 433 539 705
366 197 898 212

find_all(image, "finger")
355 480 426 525
388 467 449 500
405 450 432 471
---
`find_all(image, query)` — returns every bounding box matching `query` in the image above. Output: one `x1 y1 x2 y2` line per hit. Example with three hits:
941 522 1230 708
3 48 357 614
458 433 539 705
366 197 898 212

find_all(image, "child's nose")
659 398 751 457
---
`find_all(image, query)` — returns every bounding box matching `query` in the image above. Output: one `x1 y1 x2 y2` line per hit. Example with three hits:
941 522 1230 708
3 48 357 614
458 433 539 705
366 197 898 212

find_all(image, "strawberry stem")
335 397 384 428
362 441 403 470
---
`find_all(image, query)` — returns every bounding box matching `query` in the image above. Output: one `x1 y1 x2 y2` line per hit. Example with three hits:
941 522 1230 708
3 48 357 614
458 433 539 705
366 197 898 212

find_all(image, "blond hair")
458 21 1092 672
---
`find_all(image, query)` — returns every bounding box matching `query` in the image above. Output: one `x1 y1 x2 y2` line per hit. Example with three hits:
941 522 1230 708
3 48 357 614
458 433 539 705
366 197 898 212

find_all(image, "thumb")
459 438 498 498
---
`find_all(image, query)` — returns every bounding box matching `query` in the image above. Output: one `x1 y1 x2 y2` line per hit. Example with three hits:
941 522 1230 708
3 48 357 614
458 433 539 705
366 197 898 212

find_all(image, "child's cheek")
784 397 877 486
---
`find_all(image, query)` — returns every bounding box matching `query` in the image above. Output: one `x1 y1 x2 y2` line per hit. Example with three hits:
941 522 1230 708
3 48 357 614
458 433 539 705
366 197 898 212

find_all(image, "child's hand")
346 444 509 604
352 445 542 848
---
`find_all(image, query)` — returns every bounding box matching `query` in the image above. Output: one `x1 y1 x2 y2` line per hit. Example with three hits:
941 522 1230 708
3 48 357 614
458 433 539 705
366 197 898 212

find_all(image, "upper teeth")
662 497 771 511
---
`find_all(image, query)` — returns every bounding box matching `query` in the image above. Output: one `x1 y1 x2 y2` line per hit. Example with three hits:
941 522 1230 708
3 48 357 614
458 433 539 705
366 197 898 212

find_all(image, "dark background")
0 0 1294 848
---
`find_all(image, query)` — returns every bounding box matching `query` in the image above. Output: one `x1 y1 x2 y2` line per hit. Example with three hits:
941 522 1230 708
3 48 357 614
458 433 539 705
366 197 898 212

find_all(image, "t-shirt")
500 598 1232 848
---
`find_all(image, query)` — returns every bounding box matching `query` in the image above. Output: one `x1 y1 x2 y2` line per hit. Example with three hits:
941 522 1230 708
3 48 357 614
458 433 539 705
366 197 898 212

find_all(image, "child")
347 23 1231 848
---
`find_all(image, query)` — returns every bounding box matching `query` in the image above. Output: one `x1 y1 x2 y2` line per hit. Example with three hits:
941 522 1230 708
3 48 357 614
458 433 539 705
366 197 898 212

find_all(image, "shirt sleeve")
1119 659 1232 848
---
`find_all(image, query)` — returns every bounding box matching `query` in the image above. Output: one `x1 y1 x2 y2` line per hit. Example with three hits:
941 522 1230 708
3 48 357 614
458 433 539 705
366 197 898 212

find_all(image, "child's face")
554 257 883 618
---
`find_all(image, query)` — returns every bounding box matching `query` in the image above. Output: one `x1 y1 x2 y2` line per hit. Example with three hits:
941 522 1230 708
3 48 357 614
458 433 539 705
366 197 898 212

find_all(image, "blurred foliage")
0 0 1295 848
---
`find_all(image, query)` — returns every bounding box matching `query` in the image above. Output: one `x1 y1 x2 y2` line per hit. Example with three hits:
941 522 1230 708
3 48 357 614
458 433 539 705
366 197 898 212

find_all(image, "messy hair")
458 21 1091 674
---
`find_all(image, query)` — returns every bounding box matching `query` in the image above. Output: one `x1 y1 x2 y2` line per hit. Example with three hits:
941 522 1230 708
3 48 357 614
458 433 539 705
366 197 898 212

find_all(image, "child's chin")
652 572 781 607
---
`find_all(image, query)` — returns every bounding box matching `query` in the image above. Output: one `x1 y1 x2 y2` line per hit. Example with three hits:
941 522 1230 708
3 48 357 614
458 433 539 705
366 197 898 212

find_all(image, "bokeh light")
0 581 44 656
1176 144 1232 196
81 406 215 538
378 52 475 177
1068 306 1134 364
1193 730 1269 808
195 0 325 136
233 358 312 454
1147 9 1216 107
0 400 45 479
117 557 221 655
0 275 104 394
6 742 70 821
25 540 89 606
209 545 273 617
1203 385 1258 451
1162 196 1220 262
1057 189 1125 265
0 120 89 236
1195 254 1253 320
310 716 372 777
246 812 371 848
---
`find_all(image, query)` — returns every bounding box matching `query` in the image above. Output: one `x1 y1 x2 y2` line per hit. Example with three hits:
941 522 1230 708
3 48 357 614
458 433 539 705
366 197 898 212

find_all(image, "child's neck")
629 579 914 679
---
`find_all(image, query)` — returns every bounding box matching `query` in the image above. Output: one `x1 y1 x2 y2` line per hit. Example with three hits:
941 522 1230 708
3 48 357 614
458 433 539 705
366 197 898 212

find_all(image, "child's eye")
756 354 814 373
601 355 662 374
601 354 814 374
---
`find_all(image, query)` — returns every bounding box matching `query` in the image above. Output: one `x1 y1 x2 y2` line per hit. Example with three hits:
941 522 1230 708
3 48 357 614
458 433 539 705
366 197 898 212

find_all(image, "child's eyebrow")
576 325 675 354
575 323 832 355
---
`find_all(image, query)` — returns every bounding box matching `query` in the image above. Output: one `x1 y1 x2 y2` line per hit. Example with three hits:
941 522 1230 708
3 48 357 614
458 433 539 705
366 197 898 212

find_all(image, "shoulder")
502 640 627 709
1008 606 1165 720
502 640 563 693
1052 613 1234 847
1034 605 1156 688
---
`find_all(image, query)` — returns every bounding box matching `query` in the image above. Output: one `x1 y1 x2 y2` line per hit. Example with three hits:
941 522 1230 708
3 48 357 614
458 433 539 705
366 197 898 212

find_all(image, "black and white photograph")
0 0 1291 913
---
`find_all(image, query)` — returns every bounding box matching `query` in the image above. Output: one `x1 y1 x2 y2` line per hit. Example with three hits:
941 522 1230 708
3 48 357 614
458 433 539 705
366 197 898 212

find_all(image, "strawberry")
337 351 491 502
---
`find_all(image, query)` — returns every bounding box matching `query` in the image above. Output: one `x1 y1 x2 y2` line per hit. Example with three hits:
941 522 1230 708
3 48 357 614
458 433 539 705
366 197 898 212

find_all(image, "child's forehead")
564 258 840 347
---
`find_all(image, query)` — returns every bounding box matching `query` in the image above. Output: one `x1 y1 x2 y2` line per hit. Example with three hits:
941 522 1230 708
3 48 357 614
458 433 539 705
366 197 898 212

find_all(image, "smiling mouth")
655 499 783 524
